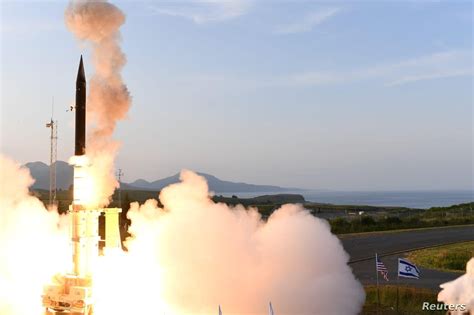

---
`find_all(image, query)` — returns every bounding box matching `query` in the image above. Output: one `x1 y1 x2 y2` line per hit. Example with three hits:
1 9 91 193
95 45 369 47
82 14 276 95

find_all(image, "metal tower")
116 168 124 207
46 101 58 208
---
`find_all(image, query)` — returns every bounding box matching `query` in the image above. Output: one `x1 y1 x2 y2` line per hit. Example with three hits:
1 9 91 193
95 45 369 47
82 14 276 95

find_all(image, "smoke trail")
120 170 366 315
438 258 474 314
65 0 131 207
0 155 69 315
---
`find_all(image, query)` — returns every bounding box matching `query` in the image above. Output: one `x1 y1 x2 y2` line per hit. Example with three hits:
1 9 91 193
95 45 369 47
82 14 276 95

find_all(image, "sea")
219 190 474 209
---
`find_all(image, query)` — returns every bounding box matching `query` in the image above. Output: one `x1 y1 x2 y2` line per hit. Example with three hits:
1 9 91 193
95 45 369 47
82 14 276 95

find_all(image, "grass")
330 203 474 234
406 241 474 273
362 285 443 315
338 224 474 238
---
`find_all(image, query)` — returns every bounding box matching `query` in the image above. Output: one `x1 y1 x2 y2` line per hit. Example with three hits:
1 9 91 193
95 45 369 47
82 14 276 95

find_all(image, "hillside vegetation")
407 241 474 273
33 188 473 235
329 202 474 234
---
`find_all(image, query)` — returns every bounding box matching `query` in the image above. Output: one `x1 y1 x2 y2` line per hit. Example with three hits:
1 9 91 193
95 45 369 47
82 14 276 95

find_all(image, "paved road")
339 225 474 290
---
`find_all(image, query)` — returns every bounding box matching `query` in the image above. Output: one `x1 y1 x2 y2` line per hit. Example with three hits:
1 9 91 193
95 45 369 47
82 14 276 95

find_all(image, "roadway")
339 225 474 290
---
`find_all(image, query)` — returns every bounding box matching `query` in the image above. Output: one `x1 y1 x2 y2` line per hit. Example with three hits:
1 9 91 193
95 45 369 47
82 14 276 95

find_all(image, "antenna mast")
46 98 58 209
116 168 124 207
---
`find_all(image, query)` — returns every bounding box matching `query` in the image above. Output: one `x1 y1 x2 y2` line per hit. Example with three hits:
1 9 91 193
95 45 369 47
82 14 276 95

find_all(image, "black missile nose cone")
76 55 86 83
75 54 87 156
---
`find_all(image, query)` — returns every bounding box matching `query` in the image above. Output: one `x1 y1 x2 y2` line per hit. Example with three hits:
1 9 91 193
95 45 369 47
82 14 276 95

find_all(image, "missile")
42 56 122 315
72 56 97 277
75 55 86 156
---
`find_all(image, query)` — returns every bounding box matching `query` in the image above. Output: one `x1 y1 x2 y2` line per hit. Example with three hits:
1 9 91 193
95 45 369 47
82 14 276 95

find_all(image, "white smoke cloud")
0 154 70 315
65 0 131 208
0 153 365 315
438 258 474 314
123 170 365 314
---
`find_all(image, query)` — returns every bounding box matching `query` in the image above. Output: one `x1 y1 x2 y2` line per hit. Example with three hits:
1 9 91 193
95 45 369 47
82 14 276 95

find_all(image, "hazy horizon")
1 1 473 191
22 159 474 193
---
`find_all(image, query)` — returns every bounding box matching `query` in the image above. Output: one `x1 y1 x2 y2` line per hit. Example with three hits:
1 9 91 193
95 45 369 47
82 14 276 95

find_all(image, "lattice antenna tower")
46 98 58 208
116 168 124 207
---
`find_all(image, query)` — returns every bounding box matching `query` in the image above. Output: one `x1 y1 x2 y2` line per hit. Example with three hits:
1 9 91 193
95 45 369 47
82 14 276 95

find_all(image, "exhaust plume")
121 170 366 314
0 155 69 315
65 0 131 207
438 258 474 314
0 154 365 314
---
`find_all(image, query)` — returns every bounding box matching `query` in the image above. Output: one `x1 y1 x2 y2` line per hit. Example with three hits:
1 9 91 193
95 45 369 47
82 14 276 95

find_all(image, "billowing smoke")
119 170 366 314
65 0 131 207
0 154 365 314
438 258 474 314
0 155 69 315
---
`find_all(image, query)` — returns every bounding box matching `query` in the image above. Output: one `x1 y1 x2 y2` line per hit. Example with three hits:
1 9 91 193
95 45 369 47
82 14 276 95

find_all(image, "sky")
0 0 472 191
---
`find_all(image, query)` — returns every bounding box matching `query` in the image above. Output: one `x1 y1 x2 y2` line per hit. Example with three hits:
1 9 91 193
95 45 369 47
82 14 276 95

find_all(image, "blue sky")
0 0 472 190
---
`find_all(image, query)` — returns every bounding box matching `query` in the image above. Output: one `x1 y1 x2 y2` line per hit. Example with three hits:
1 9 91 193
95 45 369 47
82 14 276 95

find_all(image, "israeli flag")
398 258 420 279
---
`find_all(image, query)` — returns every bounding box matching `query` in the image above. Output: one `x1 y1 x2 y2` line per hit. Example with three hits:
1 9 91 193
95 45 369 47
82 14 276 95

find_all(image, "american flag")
376 254 389 281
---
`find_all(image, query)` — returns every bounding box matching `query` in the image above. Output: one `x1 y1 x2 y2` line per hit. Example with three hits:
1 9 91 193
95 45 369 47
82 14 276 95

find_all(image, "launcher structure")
42 56 122 315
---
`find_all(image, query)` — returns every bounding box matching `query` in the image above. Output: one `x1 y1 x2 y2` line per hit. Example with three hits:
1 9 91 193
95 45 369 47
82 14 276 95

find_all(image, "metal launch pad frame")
42 207 122 315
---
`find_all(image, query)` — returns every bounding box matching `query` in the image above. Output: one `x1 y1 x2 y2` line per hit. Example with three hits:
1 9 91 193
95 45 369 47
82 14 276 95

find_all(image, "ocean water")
220 190 474 209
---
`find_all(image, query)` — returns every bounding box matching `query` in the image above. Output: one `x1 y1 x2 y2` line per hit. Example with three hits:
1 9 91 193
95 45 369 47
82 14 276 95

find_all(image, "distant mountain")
24 160 297 193
129 172 293 193
24 161 73 190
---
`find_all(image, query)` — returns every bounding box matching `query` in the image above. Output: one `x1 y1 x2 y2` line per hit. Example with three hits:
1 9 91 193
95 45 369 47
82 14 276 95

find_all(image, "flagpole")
375 253 380 315
396 258 400 314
